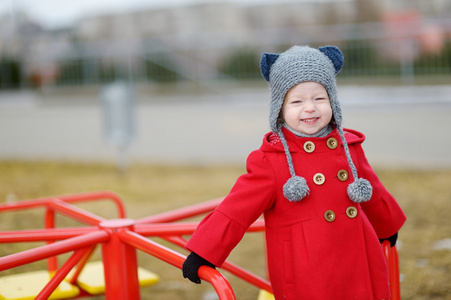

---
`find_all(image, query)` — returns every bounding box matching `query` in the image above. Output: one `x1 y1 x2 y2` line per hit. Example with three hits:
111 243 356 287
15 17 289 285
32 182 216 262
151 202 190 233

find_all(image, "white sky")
0 0 344 29
1 0 194 28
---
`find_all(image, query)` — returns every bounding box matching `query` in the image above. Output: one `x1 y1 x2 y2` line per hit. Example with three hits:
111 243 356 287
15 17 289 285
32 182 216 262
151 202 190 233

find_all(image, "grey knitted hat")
260 45 372 203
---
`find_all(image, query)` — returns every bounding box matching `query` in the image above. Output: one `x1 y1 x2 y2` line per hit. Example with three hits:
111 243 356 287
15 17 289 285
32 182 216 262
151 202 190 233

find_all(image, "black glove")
182 252 216 284
379 232 398 247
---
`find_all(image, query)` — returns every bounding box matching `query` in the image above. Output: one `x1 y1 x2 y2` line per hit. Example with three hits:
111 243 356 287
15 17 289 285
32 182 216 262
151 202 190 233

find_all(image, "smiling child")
182 45 406 300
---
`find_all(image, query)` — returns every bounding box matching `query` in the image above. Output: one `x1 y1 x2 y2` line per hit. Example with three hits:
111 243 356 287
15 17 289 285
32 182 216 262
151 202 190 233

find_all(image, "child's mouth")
301 117 319 123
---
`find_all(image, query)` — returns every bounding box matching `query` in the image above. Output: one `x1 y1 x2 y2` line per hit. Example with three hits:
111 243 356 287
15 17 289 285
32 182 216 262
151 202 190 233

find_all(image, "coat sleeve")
350 143 406 239
186 150 276 267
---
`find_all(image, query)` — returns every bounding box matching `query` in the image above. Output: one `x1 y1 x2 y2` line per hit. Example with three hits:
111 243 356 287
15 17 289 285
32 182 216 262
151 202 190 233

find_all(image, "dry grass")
0 160 450 299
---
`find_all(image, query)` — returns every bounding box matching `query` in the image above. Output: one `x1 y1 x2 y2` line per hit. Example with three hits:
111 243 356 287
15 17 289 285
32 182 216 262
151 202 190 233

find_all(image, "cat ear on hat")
260 52 279 82
318 46 344 74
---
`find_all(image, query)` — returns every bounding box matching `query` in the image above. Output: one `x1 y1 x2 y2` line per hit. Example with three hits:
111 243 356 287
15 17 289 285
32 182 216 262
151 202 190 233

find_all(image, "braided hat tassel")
337 125 373 203
279 130 309 202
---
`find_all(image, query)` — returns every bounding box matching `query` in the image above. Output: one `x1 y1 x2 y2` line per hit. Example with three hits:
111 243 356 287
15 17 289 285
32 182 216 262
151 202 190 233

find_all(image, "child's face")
282 81 332 135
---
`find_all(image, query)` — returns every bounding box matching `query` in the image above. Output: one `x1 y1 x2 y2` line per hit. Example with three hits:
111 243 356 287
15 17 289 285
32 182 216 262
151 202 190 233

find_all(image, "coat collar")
261 127 365 153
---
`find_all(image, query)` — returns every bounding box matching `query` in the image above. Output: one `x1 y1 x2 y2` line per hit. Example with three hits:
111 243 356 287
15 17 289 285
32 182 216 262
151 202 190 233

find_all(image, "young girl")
182 45 406 300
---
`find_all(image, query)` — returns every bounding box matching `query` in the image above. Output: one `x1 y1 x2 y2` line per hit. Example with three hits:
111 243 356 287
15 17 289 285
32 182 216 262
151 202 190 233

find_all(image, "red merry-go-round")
0 191 400 300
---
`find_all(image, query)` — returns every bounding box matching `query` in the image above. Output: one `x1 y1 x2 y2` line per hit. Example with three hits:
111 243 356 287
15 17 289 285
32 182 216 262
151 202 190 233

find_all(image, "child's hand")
379 232 398 247
182 252 216 284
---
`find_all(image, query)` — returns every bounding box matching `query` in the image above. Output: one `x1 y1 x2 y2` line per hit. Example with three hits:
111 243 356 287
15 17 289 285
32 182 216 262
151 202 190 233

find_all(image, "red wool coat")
186 127 406 300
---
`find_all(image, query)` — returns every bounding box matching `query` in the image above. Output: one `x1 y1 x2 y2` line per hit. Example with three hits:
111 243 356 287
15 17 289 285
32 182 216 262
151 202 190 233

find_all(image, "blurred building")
0 0 450 89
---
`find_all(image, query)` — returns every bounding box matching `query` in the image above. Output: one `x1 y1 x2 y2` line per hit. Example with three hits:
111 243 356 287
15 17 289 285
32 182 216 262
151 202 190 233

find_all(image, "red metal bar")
45 208 58 272
135 222 199 236
0 227 96 243
136 197 223 224
161 235 189 248
0 230 110 271
162 235 273 293
382 241 401 300
134 219 265 237
137 219 271 292
56 191 127 218
47 200 106 226
119 229 189 269
0 191 125 277
391 245 401 299
0 191 126 219
66 245 97 285
99 219 141 300
0 197 58 211
119 230 236 300
36 247 91 300
199 265 236 300
217 261 272 293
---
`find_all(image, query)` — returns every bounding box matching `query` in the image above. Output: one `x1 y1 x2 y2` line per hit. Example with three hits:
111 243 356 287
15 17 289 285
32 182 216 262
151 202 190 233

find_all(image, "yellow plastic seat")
257 289 275 300
70 261 159 295
0 270 80 300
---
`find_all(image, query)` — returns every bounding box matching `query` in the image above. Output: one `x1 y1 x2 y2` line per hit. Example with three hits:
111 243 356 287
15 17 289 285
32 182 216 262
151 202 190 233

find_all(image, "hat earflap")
260 52 280 82
279 130 309 202
336 125 373 203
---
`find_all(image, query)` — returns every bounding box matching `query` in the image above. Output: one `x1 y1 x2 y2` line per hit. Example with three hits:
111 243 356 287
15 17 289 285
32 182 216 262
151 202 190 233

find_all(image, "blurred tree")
0 58 21 89
220 48 261 80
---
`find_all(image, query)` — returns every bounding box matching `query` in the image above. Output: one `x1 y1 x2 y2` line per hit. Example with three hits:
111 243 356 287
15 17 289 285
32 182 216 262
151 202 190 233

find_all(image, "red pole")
162 235 272 293
136 197 223 223
57 191 127 218
99 219 141 300
66 245 97 285
0 227 97 243
0 230 109 271
36 247 91 300
45 208 58 272
48 200 106 225
119 230 237 300
382 241 401 300
0 191 126 219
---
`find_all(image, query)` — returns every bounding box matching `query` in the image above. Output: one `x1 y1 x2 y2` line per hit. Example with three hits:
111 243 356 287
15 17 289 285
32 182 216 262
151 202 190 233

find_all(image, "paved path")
0 85 450 169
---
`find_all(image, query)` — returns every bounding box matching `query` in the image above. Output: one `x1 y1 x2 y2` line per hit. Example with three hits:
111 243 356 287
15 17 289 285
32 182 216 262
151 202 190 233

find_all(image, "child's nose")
304 100 316 111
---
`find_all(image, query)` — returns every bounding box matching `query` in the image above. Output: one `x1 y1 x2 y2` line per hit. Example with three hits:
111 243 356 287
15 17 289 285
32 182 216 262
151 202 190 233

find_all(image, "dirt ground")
0 161 450 299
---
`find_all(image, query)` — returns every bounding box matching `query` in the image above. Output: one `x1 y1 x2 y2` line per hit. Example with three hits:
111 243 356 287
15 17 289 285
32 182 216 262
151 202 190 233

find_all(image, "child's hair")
260 46 373 204
276 101 285 128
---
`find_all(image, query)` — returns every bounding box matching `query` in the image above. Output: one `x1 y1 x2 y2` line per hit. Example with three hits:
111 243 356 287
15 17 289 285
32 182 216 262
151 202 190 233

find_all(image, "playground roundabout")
0 191 272 300
0 191 398 300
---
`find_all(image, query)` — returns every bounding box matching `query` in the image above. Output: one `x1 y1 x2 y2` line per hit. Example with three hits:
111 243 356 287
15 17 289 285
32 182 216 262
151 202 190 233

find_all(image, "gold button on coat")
313 173 325 185
324 210 336 222
346 206 358 219
327 137 338 149
303 141 315 153
337 170 349 182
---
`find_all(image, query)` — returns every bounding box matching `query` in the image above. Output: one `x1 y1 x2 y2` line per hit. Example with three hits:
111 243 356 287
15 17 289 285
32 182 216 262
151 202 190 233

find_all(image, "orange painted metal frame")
0 191 400 299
